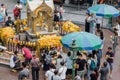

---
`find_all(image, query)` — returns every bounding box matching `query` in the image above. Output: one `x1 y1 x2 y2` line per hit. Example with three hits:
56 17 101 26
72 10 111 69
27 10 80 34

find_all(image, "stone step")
0 52 11 67
0 58 10 67
0 56 10 62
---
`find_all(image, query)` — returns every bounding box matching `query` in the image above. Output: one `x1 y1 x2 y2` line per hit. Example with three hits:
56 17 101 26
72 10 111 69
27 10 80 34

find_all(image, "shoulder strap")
51 75 53 80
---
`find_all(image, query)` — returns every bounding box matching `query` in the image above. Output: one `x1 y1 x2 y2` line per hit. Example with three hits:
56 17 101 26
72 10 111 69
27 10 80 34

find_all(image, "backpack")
45 54 51 65
89 59 96 70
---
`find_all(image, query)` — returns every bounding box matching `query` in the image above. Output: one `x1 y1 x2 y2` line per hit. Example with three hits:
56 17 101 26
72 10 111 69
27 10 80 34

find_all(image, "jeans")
32 67 40 80
97 49 102 69
108 63 113 71
87 69 92 80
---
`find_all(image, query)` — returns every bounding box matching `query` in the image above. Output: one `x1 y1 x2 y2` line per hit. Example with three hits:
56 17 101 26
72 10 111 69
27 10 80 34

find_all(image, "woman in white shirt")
115 20 120 37
45 64 55 80
0 4 7 22
59 61 67 80
115 20 120 43
56 54 64 70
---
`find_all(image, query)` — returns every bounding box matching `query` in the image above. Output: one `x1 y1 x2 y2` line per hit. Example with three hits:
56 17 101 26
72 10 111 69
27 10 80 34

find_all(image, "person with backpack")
99 62 109 80
90 68 99 80
45 63 56 80
18 62 30 80
30 55 41 80
42 49 52 72
75 52 87 80
45 51 52 69
87 54 97 80
52 70 61 80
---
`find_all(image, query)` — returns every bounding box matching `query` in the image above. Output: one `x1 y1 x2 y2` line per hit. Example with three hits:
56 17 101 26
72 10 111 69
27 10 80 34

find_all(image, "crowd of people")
9 44 116 80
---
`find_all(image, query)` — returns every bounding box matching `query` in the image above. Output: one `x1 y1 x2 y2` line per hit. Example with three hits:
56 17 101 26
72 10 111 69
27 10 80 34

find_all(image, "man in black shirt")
105 47 114 78
5 16 14 26
76 53 87 80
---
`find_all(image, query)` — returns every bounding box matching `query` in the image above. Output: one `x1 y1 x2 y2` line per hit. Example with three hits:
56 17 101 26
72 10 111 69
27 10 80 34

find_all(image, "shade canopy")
88 4 120 17
61 31 103 50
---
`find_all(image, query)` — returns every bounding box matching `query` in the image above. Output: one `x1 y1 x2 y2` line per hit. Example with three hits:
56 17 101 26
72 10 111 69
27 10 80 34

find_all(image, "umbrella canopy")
88 4 120 17
20 0 26 3
61 31 103 50
0 14 3 22
20 0 27 5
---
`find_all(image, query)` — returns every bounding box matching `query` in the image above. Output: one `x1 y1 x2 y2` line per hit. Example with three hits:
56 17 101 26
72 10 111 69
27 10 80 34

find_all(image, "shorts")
77 70 85 78
14 62 20 69
66 69 72 75
109 63 113 71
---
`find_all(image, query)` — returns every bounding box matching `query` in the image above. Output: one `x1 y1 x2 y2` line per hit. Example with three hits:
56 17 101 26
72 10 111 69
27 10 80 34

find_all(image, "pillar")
32 16 36 34
36 41 40 58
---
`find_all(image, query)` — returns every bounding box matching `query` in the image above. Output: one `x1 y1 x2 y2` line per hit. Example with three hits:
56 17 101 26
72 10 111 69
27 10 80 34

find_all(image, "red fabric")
13 8 20 17
22 47 32 59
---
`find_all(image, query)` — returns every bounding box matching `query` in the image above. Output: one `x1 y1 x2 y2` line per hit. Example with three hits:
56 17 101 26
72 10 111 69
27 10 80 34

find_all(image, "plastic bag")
10 55 15 68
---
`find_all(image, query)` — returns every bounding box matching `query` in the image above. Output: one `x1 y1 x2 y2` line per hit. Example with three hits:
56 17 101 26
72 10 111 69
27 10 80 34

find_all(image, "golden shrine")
27 0 54 33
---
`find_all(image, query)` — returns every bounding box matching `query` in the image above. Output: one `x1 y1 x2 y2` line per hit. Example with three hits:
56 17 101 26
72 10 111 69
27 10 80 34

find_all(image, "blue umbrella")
20 0 27 6
61 31 103 50
88 4 120 17
20 0 26 4
0 14 3 22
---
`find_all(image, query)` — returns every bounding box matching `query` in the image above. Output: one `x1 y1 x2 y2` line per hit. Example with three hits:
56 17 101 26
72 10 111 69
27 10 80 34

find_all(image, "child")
90 68 99 80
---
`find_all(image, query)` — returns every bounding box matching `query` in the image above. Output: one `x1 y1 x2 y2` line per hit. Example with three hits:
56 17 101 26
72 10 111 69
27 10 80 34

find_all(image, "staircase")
0 52 11 67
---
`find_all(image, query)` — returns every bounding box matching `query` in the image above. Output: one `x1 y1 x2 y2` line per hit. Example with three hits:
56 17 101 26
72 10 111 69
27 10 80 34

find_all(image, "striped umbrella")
88 4 120 17
61 31 103 50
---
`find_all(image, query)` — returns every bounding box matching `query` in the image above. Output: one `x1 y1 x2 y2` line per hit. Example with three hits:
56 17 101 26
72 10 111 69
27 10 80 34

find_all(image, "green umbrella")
61 31 103 50
88 4 120 17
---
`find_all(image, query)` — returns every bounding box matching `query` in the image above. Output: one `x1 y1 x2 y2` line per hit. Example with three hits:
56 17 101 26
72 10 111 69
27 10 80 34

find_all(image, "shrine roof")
27 0 54 11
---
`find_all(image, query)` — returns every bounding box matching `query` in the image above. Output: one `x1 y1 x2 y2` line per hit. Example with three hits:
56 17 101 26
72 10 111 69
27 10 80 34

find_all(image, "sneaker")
10 69 17 72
